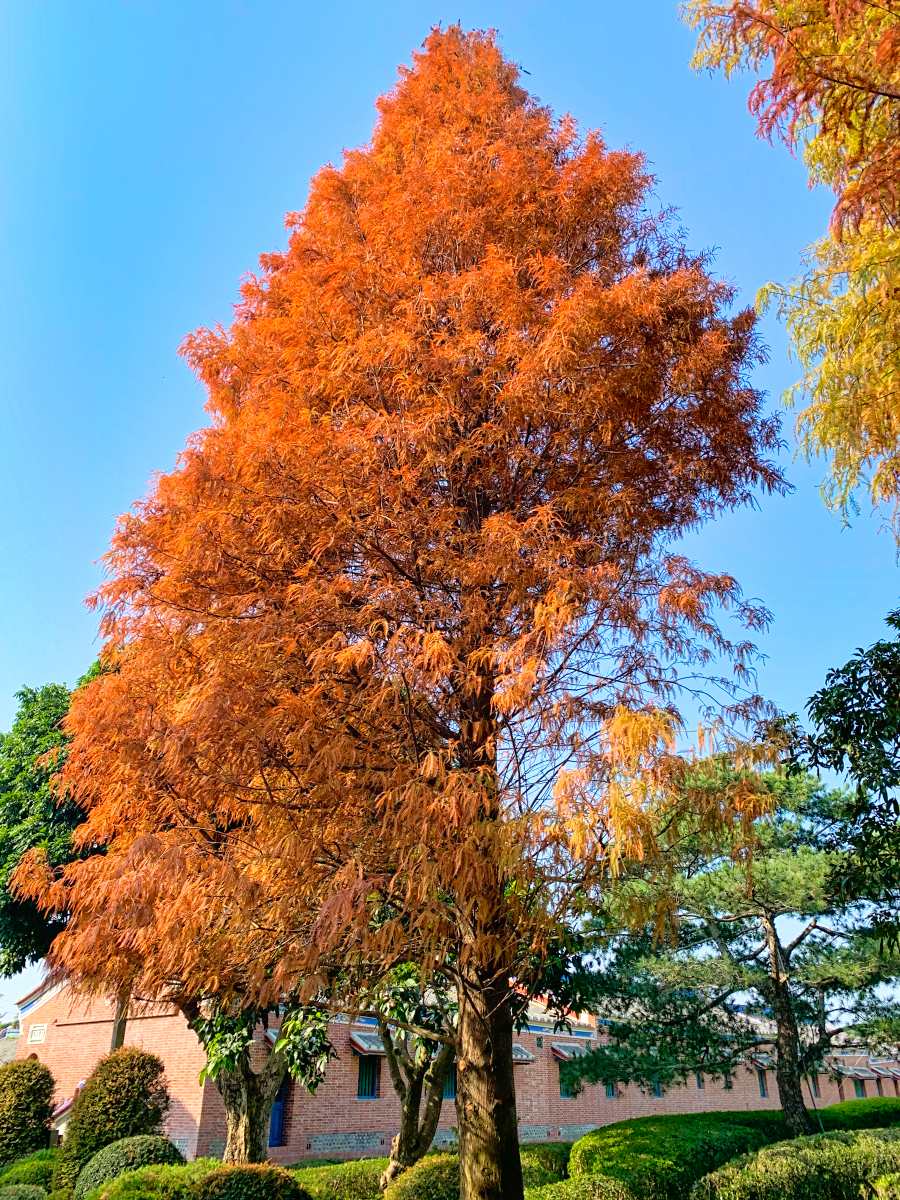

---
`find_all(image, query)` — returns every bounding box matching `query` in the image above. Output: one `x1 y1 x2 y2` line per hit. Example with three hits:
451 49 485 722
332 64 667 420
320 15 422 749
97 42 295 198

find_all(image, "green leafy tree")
566 773 900 1135
0 667 101 975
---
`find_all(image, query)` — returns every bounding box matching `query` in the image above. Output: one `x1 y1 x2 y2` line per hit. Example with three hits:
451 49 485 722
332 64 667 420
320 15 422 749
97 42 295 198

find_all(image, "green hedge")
820 1098 900 1131
74 1137 184 1199
872 1174 900 1199
299 1157 387 1200
383 1154 458 1200
521 1144 572 1189
80 1159 221 1200
568 1114 784 1200
191 1165 311 1200
0 1186 48 1200
0 1151 58 1190
692 1128 900 1200
52 1048 170 1194
526 1179 632 1200
0 1061 55 1166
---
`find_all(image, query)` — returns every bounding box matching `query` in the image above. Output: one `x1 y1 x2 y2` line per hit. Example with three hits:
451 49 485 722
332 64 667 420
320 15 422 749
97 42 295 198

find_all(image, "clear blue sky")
0 1 897 1011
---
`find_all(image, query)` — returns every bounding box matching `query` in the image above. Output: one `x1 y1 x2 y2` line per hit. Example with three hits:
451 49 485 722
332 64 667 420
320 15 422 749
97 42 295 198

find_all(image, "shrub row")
82 1162 310 1200
692 1128 900 1200
74 1136 184 1199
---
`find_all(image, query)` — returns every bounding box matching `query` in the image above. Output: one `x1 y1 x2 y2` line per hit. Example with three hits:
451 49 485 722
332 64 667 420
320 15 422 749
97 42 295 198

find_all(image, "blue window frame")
269 1078 287 1147
443 1063 457 1100
559 1065 573 1099
854 1078 866 1099
652 1080 662 1098
696 1072 704 1090
724 1071 733 1090
605 1082 615 1098
810 1074 820 1098
757 1070 768 1098
358 1056 380 1099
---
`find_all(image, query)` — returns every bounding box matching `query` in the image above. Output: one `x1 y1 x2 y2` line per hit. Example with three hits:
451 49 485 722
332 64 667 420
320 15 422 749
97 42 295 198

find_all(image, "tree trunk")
455 967 523 1200
379 1033 456 1189
760 916 815 1136
214 1057 286 1163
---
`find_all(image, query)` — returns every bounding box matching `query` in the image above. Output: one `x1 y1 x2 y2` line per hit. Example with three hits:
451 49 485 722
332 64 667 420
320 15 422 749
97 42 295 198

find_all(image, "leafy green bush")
74 1137 184 1199
383 1154 458 1200
525 1178 632 1200
191 1164 311 1200
0 1186 48 1200
521 1144 572 1189
300 1158 386 1200
0 1061 55 1166
0 1151 58 1189
51 1048 170 1194
822 1098 900 1131
80 1159 221 1200
871 1174 900 1200
569 1114 782 1200
692 1129 900 1200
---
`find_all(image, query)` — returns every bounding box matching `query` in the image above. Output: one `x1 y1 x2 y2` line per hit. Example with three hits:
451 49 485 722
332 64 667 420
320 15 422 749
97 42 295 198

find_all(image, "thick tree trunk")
455 967 523 1200
380 1033 455 1189
215 1060 285 1163
760 917 815 1137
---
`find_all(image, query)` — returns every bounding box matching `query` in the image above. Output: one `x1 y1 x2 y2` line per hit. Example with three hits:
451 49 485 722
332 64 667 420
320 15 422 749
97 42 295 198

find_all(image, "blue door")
269 1079 286 1147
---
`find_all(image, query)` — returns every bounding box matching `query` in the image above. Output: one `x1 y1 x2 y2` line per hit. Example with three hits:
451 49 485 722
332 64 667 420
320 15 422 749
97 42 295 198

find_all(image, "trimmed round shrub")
521 1144 572 1189
191 1164 311 1200
383 1154 458 1200
0 1061 54 1166
527 1178 632 1200
79 1159 221 1200
74 1136 184 1199
692 1128 900 1200
0 1151 58 1189
51 1048 170 1194
569 1116 777 1200
300 1159 386 1200
0 1186 48 1200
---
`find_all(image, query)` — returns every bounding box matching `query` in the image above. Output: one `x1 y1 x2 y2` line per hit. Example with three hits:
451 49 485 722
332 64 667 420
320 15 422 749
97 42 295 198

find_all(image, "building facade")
15 980 899 1163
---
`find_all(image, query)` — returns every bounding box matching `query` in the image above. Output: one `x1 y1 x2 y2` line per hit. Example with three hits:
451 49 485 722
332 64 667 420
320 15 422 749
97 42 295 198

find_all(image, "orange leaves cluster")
24 27 787 1010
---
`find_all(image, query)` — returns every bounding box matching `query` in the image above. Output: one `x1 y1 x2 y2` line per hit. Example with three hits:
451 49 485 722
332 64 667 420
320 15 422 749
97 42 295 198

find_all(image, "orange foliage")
19 27 787 1200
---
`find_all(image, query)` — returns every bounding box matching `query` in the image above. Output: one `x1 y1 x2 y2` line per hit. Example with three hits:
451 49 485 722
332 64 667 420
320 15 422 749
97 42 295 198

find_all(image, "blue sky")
0 1 897 1012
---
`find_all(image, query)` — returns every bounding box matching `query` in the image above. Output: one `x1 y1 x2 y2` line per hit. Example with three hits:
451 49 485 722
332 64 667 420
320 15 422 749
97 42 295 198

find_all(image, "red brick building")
16 980 899 1163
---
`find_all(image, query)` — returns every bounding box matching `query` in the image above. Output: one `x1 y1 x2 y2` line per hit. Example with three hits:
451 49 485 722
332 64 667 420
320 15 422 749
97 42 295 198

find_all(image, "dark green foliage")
520 1144 572 1189
79 1160 221 1200
0 1150 57 1189
693 1129 900 1200
820 1098 900 1130
0 1061 54 1166
569 1116 776 1200
73 1137 184 1199
0 1186 48 1200
191 1165 311 1200
51 1049 170 1193
299 1158 386 1200
525 1179 631 1200
382 1154 458 1200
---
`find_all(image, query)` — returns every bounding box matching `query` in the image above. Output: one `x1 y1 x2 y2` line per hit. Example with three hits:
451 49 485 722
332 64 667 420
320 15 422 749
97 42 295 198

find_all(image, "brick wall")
17 982 893 1166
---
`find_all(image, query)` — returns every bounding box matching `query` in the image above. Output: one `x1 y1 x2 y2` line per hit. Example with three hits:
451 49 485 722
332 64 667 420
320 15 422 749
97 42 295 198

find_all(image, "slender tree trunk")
379 1031 456 1189
455 966 523 1200
760 916 815 1136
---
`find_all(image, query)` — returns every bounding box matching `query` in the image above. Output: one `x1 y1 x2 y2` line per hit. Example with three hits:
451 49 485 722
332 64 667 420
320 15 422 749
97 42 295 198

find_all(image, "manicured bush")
692 1128 900 1200
521 1144 572 1188
191 1164 311 1200
74 1136 184 1199
80 1159 221 1200
0 1151 58 1189
383 1153 458 1200
569 1115 781 1200
822 1098 900 1131
300 1158 387 1200
0 1061 55 1166
51 1048 170 1194
0 1186 48 1200
872 1174 900 1199
525 1178 632 1200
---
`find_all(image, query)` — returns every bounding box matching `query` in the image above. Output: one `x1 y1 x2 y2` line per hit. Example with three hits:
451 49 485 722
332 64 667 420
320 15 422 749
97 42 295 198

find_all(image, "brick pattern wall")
18 984 895 1166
